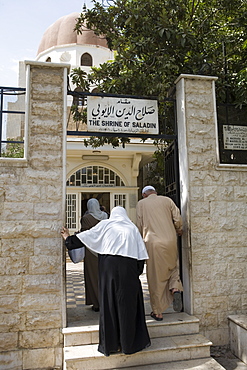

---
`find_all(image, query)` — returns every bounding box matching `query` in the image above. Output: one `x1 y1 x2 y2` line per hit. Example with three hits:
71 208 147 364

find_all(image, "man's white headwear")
142 185 156 194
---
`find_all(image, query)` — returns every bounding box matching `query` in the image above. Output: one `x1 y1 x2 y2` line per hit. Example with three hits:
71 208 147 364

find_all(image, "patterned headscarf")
87 198 108 221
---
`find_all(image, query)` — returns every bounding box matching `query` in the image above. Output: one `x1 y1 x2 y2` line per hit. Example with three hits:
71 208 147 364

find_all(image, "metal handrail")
0 87 26 157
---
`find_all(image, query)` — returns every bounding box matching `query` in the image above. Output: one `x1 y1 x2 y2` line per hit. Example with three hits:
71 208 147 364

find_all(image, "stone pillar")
176 74 247 345
0 61 69 369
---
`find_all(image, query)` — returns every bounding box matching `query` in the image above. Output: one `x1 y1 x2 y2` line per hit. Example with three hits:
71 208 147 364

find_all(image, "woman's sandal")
92 306 99 312
150 312 163 321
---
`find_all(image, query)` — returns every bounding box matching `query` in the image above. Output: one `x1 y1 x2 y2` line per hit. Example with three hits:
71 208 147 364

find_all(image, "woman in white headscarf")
80 198 108 312
61 206 150 357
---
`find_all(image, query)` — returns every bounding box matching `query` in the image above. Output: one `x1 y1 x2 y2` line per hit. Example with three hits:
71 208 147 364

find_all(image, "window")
0 87 25 158
81 53 92 66
46 57 51 62
67 166 125 187
114 194 126 208
91 88 99 93
66 194 77 229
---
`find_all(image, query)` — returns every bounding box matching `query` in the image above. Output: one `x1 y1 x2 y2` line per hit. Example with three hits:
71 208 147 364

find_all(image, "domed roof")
37 12 108 55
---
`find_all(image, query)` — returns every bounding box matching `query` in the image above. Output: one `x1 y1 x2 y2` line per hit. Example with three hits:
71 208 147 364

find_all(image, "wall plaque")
223 125 247 150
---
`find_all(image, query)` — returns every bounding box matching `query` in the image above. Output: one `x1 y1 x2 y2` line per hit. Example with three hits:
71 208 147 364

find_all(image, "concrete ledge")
228 315 247 364
24 60 70 70
175 73 218 84
0 158 28 167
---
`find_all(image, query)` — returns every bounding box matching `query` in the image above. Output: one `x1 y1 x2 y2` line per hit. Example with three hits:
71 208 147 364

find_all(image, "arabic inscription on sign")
223 125 247 150
87 96 159 134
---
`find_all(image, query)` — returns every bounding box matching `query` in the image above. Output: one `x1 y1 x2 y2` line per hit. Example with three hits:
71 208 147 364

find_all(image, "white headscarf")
87 198 108 221
76 206 148 260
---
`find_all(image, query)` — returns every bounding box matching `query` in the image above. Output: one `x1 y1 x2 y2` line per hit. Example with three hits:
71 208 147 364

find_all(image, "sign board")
87 96 159 134
223 125 247 150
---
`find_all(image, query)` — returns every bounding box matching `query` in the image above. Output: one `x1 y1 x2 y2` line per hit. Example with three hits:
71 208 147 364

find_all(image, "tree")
75 0 246 104
72 0 247 171
1 138 24 158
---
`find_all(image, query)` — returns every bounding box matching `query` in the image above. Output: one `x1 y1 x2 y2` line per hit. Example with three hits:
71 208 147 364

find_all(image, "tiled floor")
66 258 174 326
66 261 85 310
65 259 247 370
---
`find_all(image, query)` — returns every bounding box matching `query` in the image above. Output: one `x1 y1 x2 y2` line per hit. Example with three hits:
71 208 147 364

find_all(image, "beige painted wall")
176 74 247 345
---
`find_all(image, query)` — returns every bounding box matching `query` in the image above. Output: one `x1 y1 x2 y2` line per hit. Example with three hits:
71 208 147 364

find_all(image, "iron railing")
0 86 26 158
164 140 180 207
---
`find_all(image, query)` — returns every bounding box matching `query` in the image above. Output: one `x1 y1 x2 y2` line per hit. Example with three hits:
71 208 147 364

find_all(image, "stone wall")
0 61 69 370
176 74 247 345
1 64 246 368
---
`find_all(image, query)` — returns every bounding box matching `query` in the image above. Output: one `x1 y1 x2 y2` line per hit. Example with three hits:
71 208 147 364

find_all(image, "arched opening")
80 52 92 66
67 165 125 187
66 165 126 232
91 87 100 93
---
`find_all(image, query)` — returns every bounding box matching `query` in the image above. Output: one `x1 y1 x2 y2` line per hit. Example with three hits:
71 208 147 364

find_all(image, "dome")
37 12 108 55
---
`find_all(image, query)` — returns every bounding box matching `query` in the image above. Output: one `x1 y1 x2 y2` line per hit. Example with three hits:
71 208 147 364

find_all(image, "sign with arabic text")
223 125 247 150
87 96 159 134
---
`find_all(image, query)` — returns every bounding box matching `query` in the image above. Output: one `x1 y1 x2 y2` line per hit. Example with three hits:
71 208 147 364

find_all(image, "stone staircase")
63 312 225 369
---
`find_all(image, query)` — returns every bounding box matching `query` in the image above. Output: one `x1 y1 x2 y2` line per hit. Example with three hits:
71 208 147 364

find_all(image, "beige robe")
136 194 183 314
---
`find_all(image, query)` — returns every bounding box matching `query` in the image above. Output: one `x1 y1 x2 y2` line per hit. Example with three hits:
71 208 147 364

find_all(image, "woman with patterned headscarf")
80 198 108 312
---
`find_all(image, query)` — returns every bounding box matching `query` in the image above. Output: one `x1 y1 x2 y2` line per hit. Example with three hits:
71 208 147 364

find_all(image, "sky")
0 0 93 87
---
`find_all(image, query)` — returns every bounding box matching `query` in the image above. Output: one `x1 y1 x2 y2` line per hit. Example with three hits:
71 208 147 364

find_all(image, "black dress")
65 236 151 356
98 254 150 356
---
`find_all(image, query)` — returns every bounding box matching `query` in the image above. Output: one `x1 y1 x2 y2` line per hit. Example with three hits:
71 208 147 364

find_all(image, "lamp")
82 155 109 160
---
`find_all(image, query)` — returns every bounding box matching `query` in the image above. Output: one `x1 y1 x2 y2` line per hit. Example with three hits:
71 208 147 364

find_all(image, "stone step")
64 333 212 370
229 315 247 365
63 312 200 347
114 357 225 369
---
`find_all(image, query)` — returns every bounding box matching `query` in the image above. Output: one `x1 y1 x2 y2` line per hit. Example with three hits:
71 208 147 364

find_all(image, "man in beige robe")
136 185 183 321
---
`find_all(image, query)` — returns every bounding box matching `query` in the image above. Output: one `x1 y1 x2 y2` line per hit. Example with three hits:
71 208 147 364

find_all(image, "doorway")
81 192 110 219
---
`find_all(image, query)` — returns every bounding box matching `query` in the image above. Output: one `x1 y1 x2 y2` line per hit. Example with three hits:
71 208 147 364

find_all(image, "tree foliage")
71 0 246 153
1 138 24 158
75 0 246 103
